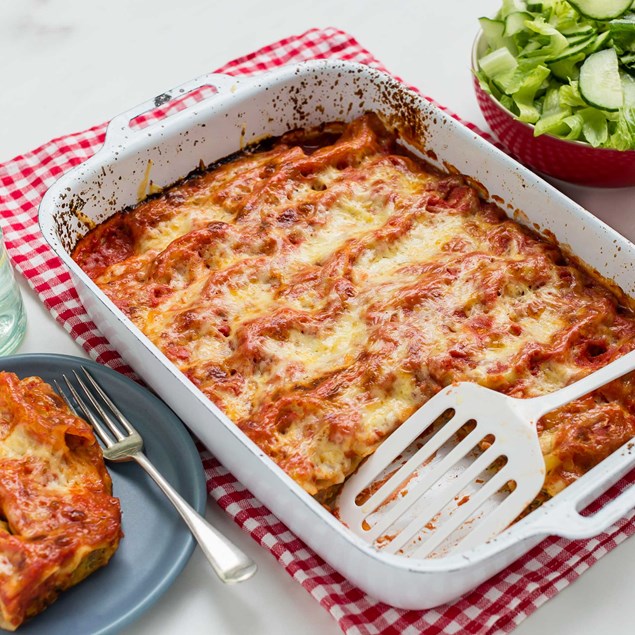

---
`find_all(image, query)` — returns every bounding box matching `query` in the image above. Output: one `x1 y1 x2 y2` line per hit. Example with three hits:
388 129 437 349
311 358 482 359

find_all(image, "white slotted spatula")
338 349 635 559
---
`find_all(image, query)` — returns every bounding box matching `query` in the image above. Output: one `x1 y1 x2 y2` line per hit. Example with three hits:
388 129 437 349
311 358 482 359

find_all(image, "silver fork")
56 368 257 584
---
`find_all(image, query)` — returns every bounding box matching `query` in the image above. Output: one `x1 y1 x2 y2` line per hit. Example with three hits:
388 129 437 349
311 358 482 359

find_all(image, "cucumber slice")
504 11 532 36
565 31 597 46
560 24 596 37
567 0 632 20
579 48 624 110
586 30 612 54
500 0 528 19
479 17 507 50
547 33 595 62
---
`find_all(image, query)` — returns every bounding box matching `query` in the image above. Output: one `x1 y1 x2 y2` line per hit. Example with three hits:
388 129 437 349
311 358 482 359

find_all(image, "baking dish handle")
528 463 635 541
102 72 239 148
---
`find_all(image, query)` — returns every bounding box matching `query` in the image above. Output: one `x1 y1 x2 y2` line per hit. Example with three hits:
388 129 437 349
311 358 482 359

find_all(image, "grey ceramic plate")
0 353 207 634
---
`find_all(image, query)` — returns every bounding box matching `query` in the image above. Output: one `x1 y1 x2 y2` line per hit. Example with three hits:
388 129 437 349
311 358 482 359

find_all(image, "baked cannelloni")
72 113 635 508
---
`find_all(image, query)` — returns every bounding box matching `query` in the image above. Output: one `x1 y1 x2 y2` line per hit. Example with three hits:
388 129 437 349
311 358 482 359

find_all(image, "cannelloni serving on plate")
72 113 635 511
0 372 122 631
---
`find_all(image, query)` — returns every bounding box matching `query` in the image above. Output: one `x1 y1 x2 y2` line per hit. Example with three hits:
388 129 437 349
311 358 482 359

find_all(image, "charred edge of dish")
377 85 431 157
56 195 90 253
54 207 74 254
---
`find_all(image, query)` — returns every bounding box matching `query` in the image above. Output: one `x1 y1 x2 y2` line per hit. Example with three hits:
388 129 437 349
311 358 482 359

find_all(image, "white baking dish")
39 60 635 609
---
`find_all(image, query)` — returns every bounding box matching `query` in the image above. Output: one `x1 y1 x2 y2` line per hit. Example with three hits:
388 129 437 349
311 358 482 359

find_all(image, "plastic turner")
338 349 635 559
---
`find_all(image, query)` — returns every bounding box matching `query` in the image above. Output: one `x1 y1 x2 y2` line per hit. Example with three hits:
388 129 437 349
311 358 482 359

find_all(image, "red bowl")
472 31 635 187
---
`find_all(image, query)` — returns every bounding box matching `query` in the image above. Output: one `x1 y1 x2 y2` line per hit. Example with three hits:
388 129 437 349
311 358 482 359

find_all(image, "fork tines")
55 368 141 453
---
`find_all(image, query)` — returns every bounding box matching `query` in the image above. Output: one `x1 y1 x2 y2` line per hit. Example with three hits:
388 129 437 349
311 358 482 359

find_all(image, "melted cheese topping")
0 372 121 631
73 114 635 503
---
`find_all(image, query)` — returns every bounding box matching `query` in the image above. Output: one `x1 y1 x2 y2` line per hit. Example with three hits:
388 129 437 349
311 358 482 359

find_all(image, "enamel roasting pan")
39 60 635 609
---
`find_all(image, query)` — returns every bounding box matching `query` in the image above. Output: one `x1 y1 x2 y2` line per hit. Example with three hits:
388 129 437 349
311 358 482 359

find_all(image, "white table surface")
2 1 634 633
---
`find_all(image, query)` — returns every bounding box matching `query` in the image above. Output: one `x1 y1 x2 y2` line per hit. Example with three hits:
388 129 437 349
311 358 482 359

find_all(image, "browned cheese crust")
72 114 635 506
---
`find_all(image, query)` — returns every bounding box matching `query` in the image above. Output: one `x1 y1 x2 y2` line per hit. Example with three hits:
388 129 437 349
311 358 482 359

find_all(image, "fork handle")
133 452 257 584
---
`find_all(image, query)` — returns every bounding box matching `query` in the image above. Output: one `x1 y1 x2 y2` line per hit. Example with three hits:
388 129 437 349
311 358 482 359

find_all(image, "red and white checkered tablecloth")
1 27 634 635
